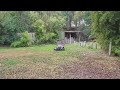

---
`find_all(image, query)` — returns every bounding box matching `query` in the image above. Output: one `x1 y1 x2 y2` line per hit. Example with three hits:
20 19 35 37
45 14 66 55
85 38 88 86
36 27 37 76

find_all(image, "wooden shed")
60 27 85 44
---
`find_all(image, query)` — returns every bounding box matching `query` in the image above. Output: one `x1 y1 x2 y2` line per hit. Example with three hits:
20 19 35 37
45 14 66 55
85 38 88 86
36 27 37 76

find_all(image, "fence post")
93 43 97 49
96 43 97 49
84 41 86 47
70 33 71 44
109 40 112 56
74 41 75 44
81 42 83 46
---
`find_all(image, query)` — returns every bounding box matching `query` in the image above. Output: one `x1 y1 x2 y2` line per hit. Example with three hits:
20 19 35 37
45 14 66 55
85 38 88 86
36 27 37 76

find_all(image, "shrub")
11 31 32 47
40 33 56 44
112 46 120 56
20 31 32 47
10 41 21 47
90 11 120 56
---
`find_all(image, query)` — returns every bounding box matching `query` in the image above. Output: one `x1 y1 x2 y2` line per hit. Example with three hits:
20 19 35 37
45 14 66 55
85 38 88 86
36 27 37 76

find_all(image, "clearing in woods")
0 44 120 79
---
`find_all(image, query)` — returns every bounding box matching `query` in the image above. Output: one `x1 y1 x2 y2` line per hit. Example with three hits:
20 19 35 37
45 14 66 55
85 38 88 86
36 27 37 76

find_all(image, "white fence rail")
79 41 112 56
78 41 100 49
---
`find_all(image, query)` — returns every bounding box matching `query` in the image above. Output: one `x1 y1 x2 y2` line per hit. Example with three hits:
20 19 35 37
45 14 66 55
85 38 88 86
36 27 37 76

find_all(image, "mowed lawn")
0 44 120 79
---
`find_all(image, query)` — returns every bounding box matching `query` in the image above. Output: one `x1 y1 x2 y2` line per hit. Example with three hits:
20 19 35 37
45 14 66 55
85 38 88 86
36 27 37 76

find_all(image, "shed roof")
63 31 82 33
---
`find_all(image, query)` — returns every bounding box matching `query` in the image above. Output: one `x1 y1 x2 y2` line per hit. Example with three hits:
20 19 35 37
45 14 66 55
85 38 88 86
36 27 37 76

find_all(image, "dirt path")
60 51 120 79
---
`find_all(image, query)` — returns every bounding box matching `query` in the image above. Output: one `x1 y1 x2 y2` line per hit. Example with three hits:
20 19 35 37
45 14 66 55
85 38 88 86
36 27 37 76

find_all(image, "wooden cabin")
60 26 86 44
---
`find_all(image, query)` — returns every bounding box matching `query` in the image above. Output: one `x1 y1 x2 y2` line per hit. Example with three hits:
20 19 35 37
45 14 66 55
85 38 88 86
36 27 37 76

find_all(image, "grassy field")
0 44 120 79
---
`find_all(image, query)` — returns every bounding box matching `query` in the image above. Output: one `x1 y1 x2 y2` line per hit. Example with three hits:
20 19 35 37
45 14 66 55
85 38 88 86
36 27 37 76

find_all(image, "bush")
20 31 32 47
112 46 120 56
32 20 45 44
90 11 120 56
10 41 21 47
11 31 32 47
40 33 56 44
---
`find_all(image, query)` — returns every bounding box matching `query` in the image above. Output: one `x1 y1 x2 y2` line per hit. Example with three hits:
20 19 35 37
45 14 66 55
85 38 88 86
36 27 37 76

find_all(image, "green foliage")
30 11 65 44
10 41 21 48
62 11 91 38
0 11 32 45
81 11 91 37
0 12 18 45
44 15 64 42
19 31 32 47
90 11 120 56
11 31 32 47
32 19 45 44
112 46 120 56
41 33 56 44
0 11 91 46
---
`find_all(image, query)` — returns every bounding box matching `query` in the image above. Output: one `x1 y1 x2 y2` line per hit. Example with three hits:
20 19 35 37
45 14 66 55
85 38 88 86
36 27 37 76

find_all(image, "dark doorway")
65 32 77 39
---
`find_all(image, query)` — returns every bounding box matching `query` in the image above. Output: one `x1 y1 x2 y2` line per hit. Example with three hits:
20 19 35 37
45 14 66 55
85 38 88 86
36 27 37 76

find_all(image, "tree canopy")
90 11 120 56
0 11 89 45
0 11 119 56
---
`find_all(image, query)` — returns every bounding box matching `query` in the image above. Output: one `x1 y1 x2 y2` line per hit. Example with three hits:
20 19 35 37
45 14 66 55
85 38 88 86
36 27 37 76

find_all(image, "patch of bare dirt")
0 63 62 79
0 51 33 59
0 50 53 60
60 51 120 79
0 50 120 79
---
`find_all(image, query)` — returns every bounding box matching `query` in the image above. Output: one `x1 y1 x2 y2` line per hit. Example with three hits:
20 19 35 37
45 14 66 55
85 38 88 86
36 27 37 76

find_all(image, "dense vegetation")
0 11 119 56
90 11 120 56
0 11 90 45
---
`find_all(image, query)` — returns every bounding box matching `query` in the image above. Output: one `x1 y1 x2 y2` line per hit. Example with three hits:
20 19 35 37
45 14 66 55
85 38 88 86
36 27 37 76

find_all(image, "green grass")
0 43 115 66
32 56 52 63
0 43 99 52
0 44 119 79
0 58 21 67
26 44 101 65
30 44 56 52
0 43 101 57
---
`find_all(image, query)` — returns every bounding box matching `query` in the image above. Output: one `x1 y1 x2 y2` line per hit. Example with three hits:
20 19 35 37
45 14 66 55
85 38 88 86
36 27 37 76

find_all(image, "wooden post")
73 37 75 44
96 43 97 49
83 41 86 47
92 42 93 49
70 33 71 44
109 40 112 56
93 43 96 49
79 33 80 43
74 41 75 44
80 42 81 46
81 42 83 46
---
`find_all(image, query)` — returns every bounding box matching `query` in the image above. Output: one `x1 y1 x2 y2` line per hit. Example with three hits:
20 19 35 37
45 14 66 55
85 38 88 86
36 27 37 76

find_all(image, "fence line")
79 41 99 49
17 33 100 50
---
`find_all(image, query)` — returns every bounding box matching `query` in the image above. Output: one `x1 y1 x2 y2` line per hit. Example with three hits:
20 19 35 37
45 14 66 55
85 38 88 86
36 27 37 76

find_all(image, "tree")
0 11 92 46
28 11 65 44
0 11 34 45
90 11 120 56
81 11 91 38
